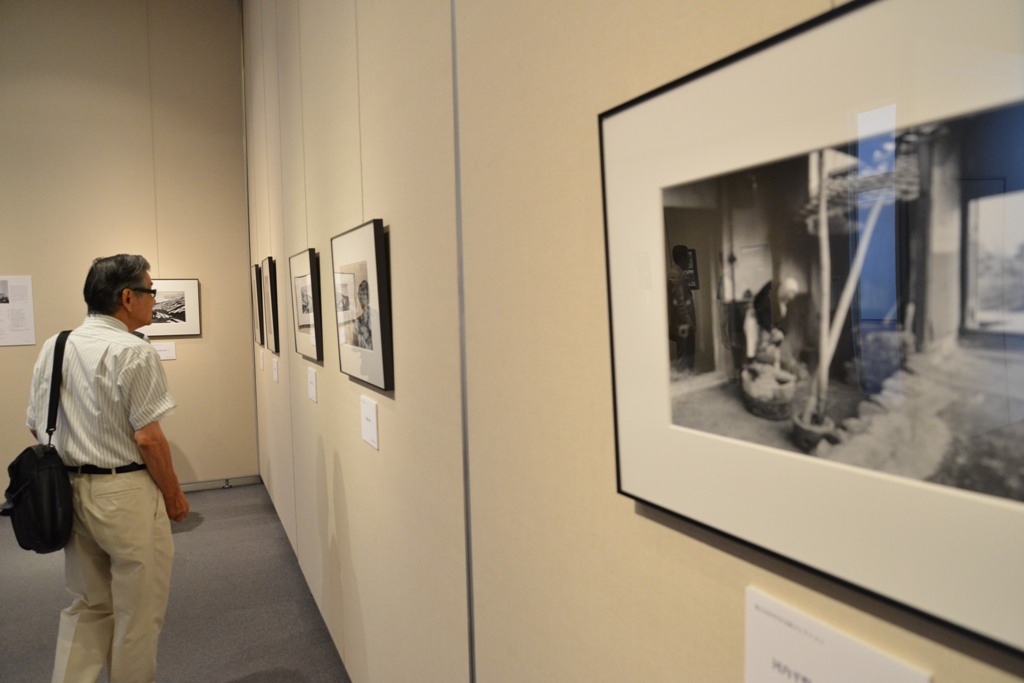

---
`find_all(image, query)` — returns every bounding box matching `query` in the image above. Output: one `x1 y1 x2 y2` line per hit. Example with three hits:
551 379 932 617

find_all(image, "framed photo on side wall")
331 219 394 390
600 0 1024 652
289 248 323 362
261 256 280 353
136 279 200 337
251 264 264 346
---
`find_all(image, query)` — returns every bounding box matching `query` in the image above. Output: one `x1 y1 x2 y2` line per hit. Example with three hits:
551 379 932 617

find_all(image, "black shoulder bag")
1 330 74 553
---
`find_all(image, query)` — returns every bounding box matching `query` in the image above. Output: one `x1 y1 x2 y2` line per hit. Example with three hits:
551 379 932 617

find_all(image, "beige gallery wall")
13 0 1015 681
0 0 256 493
243 0 1024 682
455 0 1024 681
243 0 471 681
3 0 1023 681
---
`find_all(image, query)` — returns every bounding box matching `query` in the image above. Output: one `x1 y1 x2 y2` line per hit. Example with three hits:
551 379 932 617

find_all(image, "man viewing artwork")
26 254 190 683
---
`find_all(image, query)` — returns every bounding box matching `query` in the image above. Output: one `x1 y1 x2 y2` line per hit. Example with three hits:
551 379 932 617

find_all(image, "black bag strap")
46 331 72 446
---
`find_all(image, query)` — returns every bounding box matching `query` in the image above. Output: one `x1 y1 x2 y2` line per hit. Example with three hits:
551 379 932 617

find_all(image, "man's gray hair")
83 254 151 315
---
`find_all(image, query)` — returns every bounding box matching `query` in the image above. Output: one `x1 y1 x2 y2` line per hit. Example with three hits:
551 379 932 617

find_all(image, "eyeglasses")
131 287 157 297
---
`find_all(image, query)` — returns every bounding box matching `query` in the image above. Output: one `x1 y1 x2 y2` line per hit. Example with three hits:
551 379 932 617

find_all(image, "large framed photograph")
261 256 280 353
600 0 1024 651
251 264 264 346
289 248 323 362
136 279 200 337
331 219 394 390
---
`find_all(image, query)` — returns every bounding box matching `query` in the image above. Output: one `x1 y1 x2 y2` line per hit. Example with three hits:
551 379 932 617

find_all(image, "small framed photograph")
331 219 394 390
251 264 264 346
137 279 200 337
289 248 323 362
261 256 280 353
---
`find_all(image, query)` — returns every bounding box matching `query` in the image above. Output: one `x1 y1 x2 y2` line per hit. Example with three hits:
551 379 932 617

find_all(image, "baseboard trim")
182 475 263 492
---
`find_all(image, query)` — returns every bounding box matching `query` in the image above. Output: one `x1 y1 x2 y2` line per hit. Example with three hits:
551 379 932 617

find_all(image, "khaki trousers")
52 470 173 683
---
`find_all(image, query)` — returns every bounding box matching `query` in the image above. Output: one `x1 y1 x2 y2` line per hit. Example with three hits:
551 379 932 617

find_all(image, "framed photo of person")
289 248 323 362
330 219 394 390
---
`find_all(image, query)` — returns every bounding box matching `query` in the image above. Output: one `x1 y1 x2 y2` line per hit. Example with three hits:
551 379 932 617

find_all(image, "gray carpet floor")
0 483 351 682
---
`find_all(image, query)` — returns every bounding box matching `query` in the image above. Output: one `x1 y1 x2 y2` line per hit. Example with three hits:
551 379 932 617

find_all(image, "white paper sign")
745 587 930 683
152 342 176 360
307 367 318 403
0 275 36 346
360 396 378 449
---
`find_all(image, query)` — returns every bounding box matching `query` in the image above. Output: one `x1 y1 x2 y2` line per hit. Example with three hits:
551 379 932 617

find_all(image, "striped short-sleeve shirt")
26 315 176 469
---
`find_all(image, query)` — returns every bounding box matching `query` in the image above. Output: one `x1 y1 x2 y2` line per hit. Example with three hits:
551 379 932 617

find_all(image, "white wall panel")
455 0 1024 681
244 0 298 545
242 1 469 681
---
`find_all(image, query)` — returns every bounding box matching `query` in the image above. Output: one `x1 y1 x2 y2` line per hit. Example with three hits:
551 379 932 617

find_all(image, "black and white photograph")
331 219 393 390
251 263 264 346
288 248 323 362
294 274 313 329
665 102 1024 504
601 0 1024 651
261 256 280 353
334 261 371 350
0 279 9 304
136 278 200 337
334 270 356 342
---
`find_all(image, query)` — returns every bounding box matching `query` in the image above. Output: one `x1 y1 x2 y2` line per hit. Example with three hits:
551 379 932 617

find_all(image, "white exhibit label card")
745 586 930 683
307 367 317 403
152 342 176 360
272 357 279 383
360 396 378 449
0 275 36 346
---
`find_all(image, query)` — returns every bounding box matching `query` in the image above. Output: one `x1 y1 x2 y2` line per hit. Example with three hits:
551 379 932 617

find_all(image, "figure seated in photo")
742 278 812 380
775 277 812 380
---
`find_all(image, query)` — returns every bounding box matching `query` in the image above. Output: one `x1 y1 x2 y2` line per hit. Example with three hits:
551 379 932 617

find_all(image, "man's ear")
119 287 133 307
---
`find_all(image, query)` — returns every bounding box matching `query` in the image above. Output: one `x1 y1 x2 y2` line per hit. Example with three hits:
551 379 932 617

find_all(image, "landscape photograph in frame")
137 278 200 337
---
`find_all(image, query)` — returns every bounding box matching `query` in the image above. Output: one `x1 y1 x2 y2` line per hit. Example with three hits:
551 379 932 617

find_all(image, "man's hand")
135 421 190 523
164 490 190 522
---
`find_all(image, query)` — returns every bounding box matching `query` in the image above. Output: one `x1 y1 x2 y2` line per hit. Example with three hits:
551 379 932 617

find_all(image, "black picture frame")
261 256 280 354
251 264 264 346
330 219 394 390
136 279 201 338
600 0 1024 651
288 248 324 363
